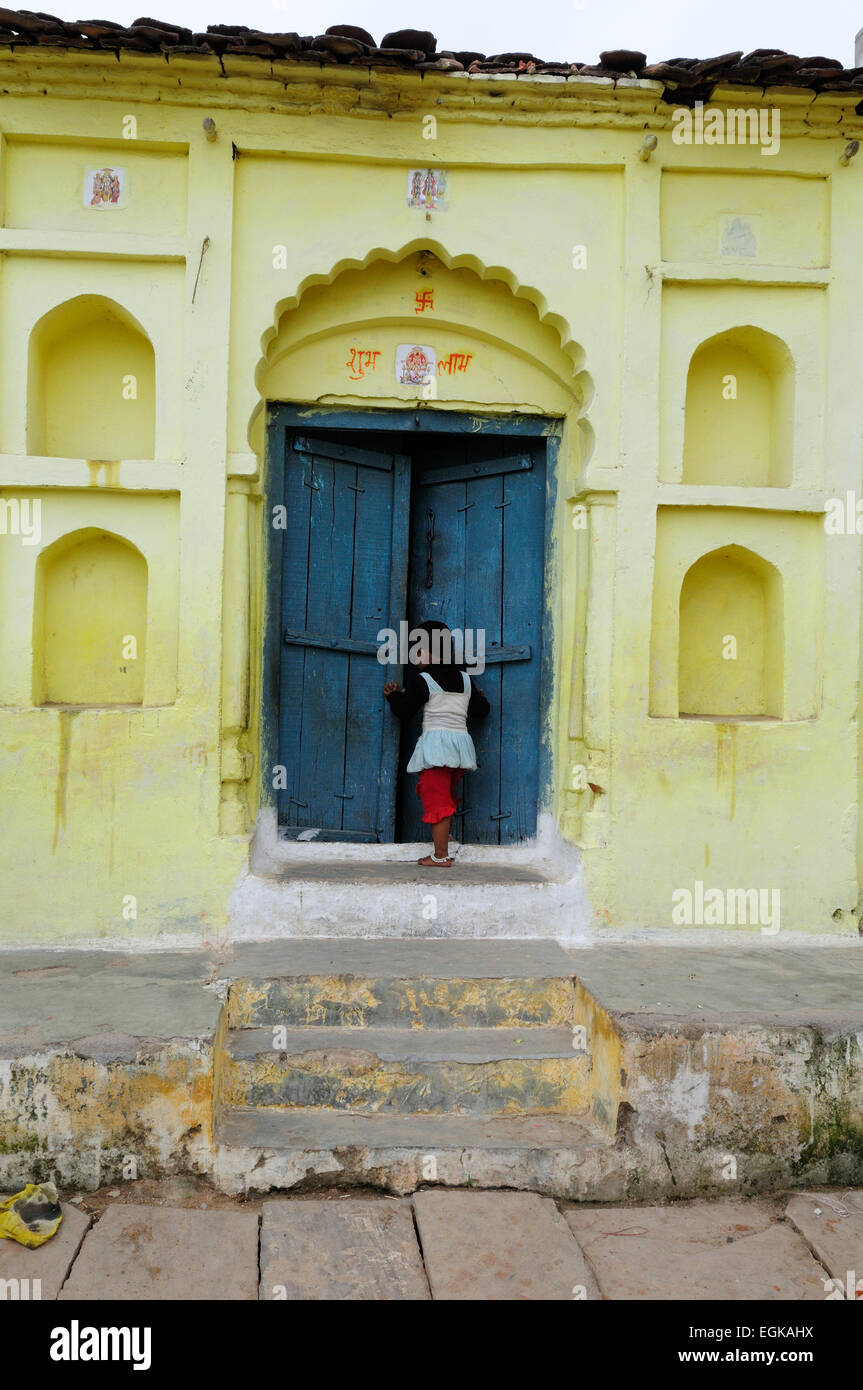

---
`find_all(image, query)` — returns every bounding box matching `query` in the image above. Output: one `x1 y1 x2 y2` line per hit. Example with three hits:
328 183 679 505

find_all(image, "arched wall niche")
682 327 793 487
678 544 783 718
33 528 148 706
28 295 156 461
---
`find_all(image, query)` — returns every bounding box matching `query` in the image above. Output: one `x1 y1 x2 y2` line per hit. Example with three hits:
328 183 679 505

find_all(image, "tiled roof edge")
0 14 860 96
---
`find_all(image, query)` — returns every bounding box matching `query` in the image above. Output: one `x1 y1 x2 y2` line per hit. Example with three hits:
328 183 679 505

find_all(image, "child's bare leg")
419 817 452 866
432 817 451 860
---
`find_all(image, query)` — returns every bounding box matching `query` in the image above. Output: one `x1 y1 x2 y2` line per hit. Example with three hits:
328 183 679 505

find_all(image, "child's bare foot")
418 854 452 868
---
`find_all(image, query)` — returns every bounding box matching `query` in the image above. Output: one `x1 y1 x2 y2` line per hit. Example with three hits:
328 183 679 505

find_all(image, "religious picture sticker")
83 166 128 209
407 169 447 211
396 344 436 386
719 214 759 258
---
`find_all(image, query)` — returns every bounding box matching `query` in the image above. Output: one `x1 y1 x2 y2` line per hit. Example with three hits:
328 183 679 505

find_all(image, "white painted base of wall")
225 809 591 942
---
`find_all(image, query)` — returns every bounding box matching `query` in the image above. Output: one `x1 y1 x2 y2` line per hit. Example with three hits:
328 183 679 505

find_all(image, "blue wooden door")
398 442 546 844
278 433 409 840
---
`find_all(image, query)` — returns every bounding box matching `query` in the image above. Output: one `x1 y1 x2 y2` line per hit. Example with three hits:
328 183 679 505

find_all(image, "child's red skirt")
416 767 465 823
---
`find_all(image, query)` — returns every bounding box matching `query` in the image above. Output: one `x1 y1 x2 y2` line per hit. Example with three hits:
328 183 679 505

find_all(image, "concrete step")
221 1026 589 1115
218 1105 599 1151
227 974 575 1031
227 870 585 939
213 1105 613 1198
218 939 578 980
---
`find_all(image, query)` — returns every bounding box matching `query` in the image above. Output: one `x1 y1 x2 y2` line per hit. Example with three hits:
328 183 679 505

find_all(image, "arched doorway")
255 251 591 847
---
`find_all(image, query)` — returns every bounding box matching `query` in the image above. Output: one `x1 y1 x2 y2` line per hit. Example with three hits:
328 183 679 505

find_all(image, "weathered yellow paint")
573 981 623 1135
0 46 861 941
226 975 575 1030
0 1048 214 1179
221 1050 591 1117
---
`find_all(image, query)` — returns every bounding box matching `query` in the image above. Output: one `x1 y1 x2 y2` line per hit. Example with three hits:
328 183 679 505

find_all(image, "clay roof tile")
0 9 853 98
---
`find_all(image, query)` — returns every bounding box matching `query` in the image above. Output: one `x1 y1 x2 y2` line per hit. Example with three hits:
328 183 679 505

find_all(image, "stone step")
226 975 575 1030
227 871 584 939
218 1105 599 1152
214 1106 613 1200
220 939 578 980
221 1026 589 1115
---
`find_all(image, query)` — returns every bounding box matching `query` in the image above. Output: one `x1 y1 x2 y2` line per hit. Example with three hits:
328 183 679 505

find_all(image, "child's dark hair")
414 620 460 672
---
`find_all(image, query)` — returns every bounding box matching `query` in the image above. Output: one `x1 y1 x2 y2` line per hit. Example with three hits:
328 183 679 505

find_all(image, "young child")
384 620 489 867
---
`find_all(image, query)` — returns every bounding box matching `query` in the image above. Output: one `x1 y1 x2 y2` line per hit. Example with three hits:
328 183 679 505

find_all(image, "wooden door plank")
277 454 314 828
293 435 395 471
300 456 354 830
284 631 379 655
418 453 532 486
378 453 411 841
463 471 504 844
499 448 545 844
343 463 396 838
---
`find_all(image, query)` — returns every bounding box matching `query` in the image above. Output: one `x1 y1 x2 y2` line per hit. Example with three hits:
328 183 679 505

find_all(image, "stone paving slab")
565 1201 830 1300
58 1205 259 1300
786 1191 863 1295
0 1202 90 1300
260 1197 428 1300
414 1190 600 1300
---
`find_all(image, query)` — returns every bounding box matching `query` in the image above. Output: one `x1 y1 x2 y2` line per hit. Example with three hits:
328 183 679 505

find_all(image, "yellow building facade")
1 30 863 943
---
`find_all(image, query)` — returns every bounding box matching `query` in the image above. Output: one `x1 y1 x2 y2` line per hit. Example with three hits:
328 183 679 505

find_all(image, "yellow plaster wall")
0 52 860 941
2 136 188 235
660 170 829 266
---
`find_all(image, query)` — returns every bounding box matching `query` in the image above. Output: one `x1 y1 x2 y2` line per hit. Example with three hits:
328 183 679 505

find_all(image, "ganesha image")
396 344 436 386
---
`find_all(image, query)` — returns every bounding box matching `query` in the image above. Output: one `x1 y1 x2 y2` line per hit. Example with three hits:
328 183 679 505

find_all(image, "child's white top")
406 672 478 772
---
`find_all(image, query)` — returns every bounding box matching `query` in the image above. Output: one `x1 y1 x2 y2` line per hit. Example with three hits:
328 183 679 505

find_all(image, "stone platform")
1 938 862 1200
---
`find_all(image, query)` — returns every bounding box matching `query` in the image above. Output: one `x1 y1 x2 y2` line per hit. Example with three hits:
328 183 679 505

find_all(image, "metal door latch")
425 507 436 589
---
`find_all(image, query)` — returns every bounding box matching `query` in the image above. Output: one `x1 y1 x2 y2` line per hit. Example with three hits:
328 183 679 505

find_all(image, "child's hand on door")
383 681 402 695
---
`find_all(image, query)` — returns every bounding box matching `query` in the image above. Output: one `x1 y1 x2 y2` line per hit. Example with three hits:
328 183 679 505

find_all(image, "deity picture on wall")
83 167 127 208
396 344 436 385
407 169 447 210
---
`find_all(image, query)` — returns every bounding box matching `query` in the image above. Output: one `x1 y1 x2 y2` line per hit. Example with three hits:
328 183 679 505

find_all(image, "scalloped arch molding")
248 240 595 455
